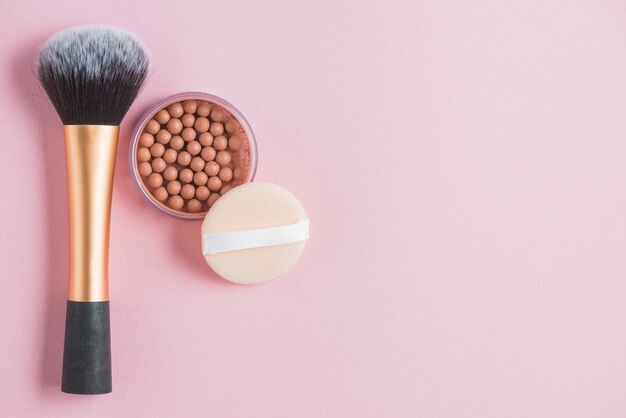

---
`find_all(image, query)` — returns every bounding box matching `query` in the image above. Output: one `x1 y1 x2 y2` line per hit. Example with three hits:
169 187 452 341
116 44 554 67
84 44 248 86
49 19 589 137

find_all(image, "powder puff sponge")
201 183 308 284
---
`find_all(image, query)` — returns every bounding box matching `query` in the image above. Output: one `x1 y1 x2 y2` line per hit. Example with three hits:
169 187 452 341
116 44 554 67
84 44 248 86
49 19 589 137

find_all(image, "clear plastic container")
129 92 257 220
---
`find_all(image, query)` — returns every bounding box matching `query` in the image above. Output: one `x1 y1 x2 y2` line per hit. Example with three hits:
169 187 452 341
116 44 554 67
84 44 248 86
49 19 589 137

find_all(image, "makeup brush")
36 25 149 395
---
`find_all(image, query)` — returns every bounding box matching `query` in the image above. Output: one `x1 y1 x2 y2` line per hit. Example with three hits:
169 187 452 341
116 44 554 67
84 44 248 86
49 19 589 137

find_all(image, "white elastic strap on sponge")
202 219 309 255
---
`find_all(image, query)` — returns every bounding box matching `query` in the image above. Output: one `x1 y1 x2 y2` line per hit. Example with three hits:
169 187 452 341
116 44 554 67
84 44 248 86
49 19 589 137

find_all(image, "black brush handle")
61 301 112 394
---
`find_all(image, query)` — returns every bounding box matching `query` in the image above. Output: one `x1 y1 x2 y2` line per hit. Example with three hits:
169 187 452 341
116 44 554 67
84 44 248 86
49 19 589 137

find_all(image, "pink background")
2 0 626 417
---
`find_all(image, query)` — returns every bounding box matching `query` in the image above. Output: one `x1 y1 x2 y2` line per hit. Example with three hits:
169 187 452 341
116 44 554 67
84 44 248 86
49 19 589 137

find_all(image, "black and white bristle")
36 25 149 126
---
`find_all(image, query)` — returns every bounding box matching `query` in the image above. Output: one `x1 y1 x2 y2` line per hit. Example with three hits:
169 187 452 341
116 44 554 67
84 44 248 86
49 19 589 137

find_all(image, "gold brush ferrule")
64 125 119 302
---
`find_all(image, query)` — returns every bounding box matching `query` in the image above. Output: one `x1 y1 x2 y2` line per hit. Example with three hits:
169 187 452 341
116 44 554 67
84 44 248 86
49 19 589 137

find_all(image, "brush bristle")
36 25 149 125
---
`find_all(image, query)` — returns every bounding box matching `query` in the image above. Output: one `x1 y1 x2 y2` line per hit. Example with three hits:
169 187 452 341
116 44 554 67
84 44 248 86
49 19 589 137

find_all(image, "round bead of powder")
187 141 201 156
156 129 172 145
216 151 231 166
163 148 178 164
201 146 216 161
167 180 181 195
163 166 179 181
145 119 160 135
179 168 193 183
138 161 152 177
204 161 220 176
187 199 202 213
139 133 154 147
233 166 247 181
225 118 239 134
181 184 195 200
151 158 166 173
207 176 222 191
209 122 224 136
210 107 226 122
181 114 195 128
167 118 183 135
220 184 232 195
218 167 233 182
196 101 211 117
154 109 171 125
169 135 184 150
153 187 168 202
167 195 184 210
194 117 210 133
190 156 205 172
196 186 210 201
147 173 163 188
213 135 228 151
177 151 191 166
167 102 184 118
149 143 165 158
228 134 242 151
198 132 213 146
137 147 151 162
182 127 196 142
207 193 220 206
193 171 208 186
182 100 198 114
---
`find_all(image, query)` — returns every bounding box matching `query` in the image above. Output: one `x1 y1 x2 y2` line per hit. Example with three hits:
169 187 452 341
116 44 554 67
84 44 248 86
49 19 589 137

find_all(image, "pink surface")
2 1 626 417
